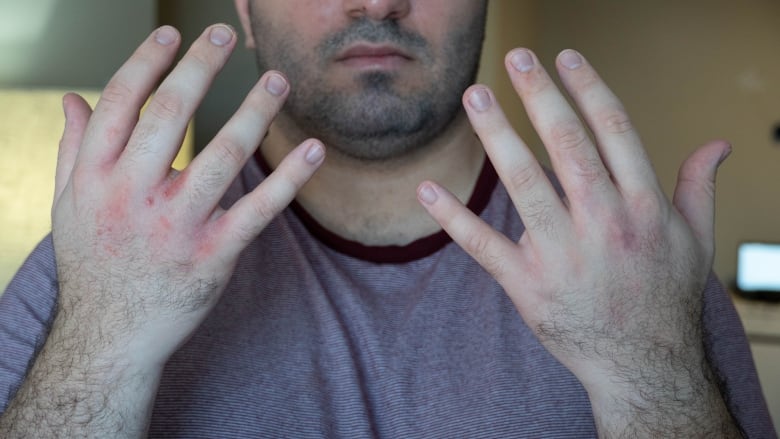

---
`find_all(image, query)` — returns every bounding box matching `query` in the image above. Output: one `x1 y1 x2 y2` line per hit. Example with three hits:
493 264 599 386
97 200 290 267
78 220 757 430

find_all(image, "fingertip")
264 72 289 97
417 181 440 206
557 49 584 70
464 86 494 113
63 93 92 130
208 24 235 47
506 48 536 73
682 139 732 175
303 139 325 165
62 92 78 116
155 25 180 46
462 83 489 104
716 141 732 167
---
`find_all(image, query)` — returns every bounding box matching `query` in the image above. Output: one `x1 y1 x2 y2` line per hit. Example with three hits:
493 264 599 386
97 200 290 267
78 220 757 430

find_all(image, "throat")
259 112 487 247
301 188 443 247
294 149 488 247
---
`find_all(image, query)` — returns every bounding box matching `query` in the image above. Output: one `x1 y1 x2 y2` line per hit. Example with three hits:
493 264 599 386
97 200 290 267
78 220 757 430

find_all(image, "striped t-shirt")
0 157 774 437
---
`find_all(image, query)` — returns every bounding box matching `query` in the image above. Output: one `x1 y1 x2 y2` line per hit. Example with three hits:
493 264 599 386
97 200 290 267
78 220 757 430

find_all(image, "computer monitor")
735 242 780 300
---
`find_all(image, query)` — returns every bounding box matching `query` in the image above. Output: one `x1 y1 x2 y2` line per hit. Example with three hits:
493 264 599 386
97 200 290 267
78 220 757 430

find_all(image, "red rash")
163 170 189 201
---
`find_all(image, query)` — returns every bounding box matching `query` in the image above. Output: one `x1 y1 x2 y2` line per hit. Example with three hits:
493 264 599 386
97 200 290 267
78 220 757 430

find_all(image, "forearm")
0 315 162 438
586 352 743 438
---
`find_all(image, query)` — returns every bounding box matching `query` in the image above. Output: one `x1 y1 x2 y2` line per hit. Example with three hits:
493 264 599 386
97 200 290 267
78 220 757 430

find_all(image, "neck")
261 111 485 246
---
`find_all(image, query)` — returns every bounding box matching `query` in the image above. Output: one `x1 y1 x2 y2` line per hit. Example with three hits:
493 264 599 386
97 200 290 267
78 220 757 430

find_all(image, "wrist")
579 355 740 437
49 300 171 376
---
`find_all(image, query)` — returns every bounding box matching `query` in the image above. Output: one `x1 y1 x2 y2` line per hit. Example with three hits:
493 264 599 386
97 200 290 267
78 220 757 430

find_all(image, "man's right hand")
0 24 324 437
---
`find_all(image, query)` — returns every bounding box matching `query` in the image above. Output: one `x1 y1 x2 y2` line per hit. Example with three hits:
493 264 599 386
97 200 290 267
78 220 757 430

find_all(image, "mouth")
335 44 413 70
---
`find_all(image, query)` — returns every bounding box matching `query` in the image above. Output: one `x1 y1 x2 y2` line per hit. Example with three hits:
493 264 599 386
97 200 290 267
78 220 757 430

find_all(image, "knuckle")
635 194 670 233
465 233 505 279
148 90 184 121
230 221 258 246
250 191 282 223
678 163 717 199
507 163 542 193
630 190 666 217
210 136 247 169
605 192 670 251
130 123 159 153
599 107 633 135
466 232 491 259
550 120 589 152
571 156 607 184
100 80 134 106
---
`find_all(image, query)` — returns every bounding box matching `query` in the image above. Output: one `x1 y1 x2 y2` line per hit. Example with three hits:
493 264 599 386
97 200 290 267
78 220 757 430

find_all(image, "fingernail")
559 49 583 70
265 73 288 97
209 25 234 46
717 143 733 166
305 142 325 164
510 49 534 73
418 183 439 205
61 96 69 127
468 88 492 112
155 26 178 45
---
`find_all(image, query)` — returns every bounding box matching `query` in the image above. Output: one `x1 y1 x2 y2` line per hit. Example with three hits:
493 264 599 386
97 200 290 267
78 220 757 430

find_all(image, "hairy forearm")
587 353 743 438
0 313 162 438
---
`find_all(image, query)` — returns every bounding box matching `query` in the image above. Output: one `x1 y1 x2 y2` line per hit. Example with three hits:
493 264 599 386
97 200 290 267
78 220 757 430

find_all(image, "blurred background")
0 0 778 428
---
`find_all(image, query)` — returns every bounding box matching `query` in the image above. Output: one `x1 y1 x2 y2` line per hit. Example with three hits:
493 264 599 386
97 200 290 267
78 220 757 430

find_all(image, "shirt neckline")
254 150 498 264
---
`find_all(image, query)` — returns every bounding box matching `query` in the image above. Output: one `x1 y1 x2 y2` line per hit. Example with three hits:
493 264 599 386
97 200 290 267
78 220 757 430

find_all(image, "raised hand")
52 24 323 365
418 49 740 436
0 25 323 437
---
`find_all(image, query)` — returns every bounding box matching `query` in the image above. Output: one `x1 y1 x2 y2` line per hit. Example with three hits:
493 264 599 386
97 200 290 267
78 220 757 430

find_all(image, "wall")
0 0 156 87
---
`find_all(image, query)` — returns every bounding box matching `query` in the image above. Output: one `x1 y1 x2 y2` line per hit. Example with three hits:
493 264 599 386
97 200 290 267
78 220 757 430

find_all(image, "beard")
250 9 487 161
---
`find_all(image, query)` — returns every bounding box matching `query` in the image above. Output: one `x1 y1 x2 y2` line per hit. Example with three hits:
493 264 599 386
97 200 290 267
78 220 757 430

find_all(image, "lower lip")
339 54 409 70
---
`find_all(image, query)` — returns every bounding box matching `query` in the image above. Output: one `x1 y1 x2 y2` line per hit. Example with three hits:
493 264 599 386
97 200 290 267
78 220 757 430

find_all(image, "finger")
78 26 181 167
417 180 519 286
672 140 731 260
54 93 92 208
120 24 238 182
554 49 659 195
214 140 325 256
462 85 570 242
505 49 618 208
172 71 289 212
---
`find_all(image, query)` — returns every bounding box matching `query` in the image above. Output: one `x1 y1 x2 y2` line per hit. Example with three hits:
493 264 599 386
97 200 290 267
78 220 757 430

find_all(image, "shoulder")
701 274 776 436
0 234 58 412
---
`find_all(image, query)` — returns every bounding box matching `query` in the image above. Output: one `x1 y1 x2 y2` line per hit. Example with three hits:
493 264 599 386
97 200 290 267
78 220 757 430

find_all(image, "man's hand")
418 49 741 437
0 25 324 437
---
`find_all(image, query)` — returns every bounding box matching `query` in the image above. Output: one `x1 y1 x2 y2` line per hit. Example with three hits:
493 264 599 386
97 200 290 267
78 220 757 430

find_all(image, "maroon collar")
255 150 497 264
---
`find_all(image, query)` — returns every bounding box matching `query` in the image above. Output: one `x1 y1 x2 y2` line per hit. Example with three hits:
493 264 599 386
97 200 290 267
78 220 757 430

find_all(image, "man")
0 0 774 437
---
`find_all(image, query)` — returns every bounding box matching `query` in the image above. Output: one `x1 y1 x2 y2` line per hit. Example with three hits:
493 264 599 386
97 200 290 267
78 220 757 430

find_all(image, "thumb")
53 92 92 211
672 139 731 260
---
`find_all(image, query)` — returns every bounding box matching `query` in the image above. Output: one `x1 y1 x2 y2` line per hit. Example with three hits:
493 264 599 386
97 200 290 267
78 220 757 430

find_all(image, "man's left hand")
418 48 740 437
